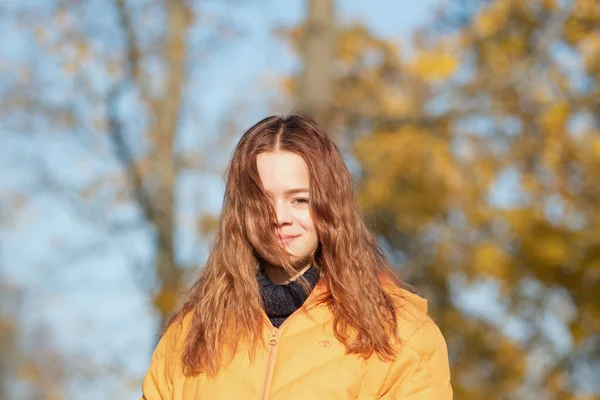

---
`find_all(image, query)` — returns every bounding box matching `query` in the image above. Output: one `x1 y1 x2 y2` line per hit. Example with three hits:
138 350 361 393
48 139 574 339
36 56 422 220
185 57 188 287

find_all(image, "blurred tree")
284 0 599 398
18 323 67 400
0 282 22 400
0 0 245 332
1 0 252 394
0 282 67 400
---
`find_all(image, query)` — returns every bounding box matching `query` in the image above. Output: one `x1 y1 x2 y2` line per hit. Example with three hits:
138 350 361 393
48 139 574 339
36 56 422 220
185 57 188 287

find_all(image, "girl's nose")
275 201 293 226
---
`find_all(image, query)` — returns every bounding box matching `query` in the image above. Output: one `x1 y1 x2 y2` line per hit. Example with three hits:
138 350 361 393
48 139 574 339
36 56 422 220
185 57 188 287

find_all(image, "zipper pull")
269 329 278 346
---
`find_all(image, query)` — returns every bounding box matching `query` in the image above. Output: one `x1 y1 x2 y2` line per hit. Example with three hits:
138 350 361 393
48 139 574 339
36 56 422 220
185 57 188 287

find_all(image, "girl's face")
252 150 319 267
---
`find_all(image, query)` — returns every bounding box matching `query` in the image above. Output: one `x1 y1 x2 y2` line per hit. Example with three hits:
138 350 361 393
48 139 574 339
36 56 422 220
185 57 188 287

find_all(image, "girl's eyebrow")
284 188 309 195
265 188 309 197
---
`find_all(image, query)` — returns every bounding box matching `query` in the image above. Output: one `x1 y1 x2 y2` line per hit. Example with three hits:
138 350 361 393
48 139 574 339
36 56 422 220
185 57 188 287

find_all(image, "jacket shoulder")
151 312 192 364
361 285 452 397
382 283 435 341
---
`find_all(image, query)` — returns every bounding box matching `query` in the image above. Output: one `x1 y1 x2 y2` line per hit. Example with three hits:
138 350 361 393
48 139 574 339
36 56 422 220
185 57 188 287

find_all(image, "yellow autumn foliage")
472 242 511 280
409 51 458 82
540 103 570 135
592 137 600 161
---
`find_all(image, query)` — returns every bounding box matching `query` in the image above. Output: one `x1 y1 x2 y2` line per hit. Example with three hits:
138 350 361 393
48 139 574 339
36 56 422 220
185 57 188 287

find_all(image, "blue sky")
0 1 441 399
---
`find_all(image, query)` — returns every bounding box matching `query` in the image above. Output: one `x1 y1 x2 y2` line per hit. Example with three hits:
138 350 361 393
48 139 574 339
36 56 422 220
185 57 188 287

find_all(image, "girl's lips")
278 235 299 245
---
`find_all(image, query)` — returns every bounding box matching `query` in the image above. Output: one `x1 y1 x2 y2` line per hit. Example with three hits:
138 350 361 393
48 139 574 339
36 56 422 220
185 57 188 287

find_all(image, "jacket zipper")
260 291 322 400
261 327 280 400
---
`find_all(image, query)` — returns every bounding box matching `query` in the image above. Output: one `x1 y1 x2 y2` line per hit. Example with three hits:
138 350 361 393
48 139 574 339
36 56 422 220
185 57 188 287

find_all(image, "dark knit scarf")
257 266 320 328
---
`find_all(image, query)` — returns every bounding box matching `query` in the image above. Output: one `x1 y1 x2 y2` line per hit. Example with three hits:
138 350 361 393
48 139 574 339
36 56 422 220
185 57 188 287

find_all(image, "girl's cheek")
297 214 314 228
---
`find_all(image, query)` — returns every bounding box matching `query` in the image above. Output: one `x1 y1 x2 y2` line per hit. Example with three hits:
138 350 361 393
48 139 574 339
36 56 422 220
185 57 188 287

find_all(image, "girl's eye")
292 198 309 205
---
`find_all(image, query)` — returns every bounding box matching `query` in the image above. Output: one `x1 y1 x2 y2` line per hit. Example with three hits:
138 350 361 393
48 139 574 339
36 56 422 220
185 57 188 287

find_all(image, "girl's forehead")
257 151 310 191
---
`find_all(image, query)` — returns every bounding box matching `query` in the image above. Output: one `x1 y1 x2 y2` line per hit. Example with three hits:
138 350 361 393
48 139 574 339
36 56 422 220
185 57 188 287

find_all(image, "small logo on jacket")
318 340 332 348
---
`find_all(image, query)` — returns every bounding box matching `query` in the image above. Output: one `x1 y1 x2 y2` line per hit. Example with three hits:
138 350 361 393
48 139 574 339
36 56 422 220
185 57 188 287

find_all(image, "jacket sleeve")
140 358 172 399
379 321 453 399
140 329 177 400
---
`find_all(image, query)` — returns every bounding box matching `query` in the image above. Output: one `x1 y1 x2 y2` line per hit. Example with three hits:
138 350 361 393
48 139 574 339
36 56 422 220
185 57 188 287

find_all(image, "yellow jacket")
141 282 452 399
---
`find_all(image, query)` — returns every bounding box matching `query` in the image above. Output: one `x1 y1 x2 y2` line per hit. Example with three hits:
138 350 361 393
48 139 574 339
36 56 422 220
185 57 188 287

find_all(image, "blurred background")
1 0 599 398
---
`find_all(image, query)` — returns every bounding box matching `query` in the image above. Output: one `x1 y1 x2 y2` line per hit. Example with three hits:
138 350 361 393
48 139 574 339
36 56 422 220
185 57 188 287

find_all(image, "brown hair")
166 114 402 376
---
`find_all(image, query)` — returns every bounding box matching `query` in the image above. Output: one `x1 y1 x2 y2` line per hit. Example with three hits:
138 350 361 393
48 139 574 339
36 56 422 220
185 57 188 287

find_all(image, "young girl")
140 114 452 399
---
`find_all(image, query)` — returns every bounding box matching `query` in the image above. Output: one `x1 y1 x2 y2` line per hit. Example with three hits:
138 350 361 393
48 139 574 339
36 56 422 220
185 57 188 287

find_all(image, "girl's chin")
265 253 311 269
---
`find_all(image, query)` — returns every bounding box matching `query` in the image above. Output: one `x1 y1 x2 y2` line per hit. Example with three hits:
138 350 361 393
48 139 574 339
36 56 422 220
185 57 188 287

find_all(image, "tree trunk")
299 0 335 126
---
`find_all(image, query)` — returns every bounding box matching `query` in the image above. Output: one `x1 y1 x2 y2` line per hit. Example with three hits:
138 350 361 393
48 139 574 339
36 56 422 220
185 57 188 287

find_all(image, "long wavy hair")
166 114 403 377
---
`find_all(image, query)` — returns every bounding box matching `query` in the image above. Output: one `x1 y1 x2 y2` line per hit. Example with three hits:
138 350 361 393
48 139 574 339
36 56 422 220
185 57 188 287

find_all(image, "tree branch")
114 0 153 105
106 84 156 226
